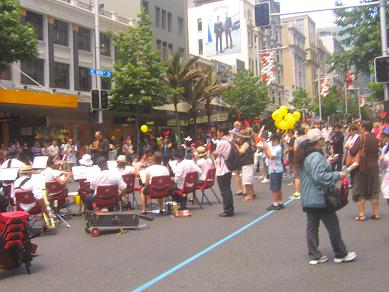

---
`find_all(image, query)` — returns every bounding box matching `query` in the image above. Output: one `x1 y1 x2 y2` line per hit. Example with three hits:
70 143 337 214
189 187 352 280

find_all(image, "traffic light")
374 56 389 83
100 90 109 110
255 2 270 28
91 89 100 110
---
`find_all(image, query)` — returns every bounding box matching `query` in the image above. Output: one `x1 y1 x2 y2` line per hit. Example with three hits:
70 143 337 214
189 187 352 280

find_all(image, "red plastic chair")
146 175 172 200
14 191 42 216
93 184 119 210
122 173 139 209
78 179 92 204
195 168 220 206
46 181 71 227
175 172 201 208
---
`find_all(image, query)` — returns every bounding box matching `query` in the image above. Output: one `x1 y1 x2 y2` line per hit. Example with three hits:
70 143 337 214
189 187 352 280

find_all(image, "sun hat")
116 155 128 163
232 129 251 139
20 165 32 173
306 128 324 142
79 154 93 166
194 146 207 157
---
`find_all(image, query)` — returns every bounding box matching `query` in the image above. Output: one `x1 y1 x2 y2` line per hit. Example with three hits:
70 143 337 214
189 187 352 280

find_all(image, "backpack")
225 142 241 171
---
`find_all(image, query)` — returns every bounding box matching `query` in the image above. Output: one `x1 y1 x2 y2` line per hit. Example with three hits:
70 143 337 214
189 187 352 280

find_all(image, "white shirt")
1 158 25 169
13 174 44 212
42 167 62 182
89 169 127 194
175 159 201 189
144 164 170 185
196 157 214 181
116 165 135 176
47 145 59 157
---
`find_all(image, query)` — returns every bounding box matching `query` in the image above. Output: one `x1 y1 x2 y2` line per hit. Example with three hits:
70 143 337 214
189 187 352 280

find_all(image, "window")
168 43 173 55
101 78 111 90
162 42 168 61
156 39 161 51
198 39 203 55
53 62 69 89
78 66 91 91
100 33 111 56
178 17 183 36
78 27 91 51
142 0 149 14
197 18 202 32
162 10 166 30
53 19 68 46
26 11 43 40
167 12 172 32
21 59 44 85
155 7 161 27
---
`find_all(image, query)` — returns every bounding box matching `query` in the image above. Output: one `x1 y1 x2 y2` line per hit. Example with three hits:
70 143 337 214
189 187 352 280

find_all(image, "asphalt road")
1 177 389 292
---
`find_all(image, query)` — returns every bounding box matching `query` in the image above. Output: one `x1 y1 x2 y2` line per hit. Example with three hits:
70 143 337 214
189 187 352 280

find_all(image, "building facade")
99 0 189 60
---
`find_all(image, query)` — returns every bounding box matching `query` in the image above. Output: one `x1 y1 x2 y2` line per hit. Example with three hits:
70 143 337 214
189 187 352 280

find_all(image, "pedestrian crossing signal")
255 2 270 28
101 90 109 110
374 56 389 83
91 89 100 110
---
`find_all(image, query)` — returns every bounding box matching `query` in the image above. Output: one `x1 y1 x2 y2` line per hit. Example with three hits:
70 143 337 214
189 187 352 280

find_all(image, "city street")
1 179 389 292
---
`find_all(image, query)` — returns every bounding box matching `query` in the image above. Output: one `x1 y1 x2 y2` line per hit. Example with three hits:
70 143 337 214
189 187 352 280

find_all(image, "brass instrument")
92 139 101 151
41 189 57 231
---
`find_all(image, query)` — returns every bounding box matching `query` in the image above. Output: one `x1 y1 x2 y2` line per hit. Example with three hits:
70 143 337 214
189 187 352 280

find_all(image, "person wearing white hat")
116 155 136 175
79 154 93 167
294 128 356 265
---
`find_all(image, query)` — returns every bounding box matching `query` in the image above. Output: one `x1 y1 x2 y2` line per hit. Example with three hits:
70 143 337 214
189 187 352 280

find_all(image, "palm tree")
161 51 201 132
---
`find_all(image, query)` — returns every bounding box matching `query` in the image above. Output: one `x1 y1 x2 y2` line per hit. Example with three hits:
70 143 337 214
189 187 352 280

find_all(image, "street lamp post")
94 0 103 124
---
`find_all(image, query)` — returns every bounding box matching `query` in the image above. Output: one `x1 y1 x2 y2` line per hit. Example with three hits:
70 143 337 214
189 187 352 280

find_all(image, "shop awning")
0 89 78 109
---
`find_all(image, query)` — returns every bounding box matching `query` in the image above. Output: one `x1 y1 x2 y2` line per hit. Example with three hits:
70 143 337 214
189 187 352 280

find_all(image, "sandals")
242 196 253 202
371 214 381 220
355 215 366 221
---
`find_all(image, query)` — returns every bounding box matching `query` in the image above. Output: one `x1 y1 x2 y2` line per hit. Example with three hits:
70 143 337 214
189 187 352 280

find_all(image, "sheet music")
32 156 49 169
0 168 19 181
107 160 117 170
72 166 87 180
168 160 178 174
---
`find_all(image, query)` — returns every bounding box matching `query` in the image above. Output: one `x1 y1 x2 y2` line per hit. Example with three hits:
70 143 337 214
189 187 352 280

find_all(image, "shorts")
270 172 283 192
241 164 254 185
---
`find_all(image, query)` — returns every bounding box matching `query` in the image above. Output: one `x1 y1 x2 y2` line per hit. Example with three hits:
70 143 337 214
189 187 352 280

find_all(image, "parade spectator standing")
329 126 344 171
350 121 381 221
254 134 265 180
285 130 296 181
64 138 78 171
294 128 356 265
290 128 306 200
161 137 173 165
344 125 360 190
48 140 60 158
261 132 272 183
379 126 389 204
213 128 234 217
122 136 135 161
31 141 42 157
234 130 255 202
264 134 284 210
41 142 50 156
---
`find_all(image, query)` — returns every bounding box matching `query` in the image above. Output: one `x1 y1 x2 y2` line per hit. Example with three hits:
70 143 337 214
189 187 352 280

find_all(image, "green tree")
224 70 269 117
322 87 343 119
290 88 317 114
368 81 384 102
110 12 169 110
0 0 37 72
162 51 201 132
331 1 388 74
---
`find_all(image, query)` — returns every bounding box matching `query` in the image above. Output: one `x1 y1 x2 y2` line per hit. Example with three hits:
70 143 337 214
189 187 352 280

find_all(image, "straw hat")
79 154 93 166
20 165 32 173
116 155 128 163
194 146 207 157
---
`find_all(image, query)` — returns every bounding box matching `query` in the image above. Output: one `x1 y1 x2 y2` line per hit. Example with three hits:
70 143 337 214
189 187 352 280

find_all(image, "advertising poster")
204 0 241 57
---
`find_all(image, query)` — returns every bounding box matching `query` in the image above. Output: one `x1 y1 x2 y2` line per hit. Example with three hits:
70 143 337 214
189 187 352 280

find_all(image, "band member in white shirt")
86 157 127 210
116 155 136 175
1 149 25 169
140 152 170 214
194 146 214 184
13 165 55 230
42 157 72 184
171 149 201 209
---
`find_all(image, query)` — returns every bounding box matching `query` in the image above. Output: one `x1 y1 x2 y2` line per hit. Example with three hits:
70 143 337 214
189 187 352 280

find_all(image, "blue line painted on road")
132 198 295 292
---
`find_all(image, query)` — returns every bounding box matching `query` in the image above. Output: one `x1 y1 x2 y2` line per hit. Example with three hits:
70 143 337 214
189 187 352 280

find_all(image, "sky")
278 0 362 28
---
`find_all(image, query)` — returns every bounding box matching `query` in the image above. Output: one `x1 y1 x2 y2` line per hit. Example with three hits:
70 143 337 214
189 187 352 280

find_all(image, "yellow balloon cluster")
271 106 301 131
140 124 149 133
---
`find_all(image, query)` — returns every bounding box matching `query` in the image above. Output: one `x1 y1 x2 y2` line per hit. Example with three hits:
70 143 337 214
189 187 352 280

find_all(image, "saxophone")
92 139 101 151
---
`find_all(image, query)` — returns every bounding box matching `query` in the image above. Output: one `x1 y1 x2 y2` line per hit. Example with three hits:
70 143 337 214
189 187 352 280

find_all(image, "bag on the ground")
225 142 241 172
323 183 349 212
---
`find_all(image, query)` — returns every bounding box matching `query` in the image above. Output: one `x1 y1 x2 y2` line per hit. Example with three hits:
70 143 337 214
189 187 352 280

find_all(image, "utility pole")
94 0 103 124
344 83 348 116
379 0 389 105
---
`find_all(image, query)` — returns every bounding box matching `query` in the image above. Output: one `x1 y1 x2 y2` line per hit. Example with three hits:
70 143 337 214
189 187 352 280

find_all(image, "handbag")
322 183 349 212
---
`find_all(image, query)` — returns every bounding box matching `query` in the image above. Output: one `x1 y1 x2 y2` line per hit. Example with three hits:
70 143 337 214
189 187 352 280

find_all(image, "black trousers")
225 30 232 48
0 195 8 212
217 172 234 214
306 211 348 260
215 34 222 53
